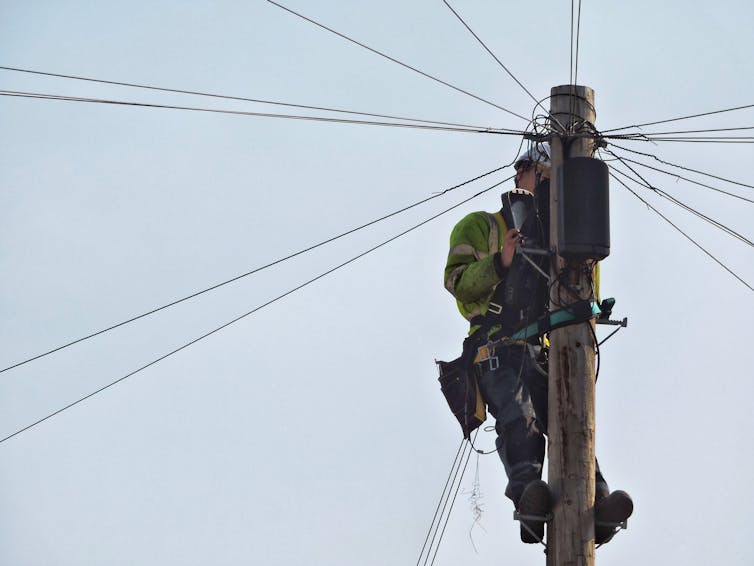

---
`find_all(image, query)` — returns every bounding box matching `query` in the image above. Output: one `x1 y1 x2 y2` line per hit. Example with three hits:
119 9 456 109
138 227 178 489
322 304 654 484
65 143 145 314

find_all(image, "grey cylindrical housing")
556 157 610 259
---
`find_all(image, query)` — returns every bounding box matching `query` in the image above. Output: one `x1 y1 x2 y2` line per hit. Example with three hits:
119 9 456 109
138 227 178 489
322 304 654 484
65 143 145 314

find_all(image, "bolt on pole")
546 84 598 566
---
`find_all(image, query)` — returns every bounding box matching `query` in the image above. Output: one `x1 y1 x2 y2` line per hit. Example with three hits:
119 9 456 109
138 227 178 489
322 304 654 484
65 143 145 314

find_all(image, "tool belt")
436 335 486 439
438 300 596 441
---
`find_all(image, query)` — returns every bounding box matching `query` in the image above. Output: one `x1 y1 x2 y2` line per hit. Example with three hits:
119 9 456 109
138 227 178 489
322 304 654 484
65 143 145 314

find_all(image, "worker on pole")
441 142 633 545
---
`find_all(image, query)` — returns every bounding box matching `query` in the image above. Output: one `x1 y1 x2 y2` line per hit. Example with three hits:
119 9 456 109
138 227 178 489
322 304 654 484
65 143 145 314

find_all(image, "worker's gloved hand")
501 228 521 268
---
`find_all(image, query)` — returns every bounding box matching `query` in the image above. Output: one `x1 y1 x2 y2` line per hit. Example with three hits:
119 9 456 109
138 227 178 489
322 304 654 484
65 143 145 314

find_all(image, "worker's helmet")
515 143 551 170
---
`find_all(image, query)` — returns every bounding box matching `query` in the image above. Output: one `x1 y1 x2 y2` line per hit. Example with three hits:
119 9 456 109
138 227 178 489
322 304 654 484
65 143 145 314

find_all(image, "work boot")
595 490 633 545
516 480 552 543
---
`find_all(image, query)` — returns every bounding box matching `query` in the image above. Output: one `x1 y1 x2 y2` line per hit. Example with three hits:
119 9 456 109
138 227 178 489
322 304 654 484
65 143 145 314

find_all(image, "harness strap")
504 300 602 341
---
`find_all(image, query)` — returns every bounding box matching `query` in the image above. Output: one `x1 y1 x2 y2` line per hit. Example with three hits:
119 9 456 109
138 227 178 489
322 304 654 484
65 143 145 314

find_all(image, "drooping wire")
602 102 754 133
418 437 473 566
0 175 514 445
417 438 466 565
1 166 510 375
429 439 476 566
606 152 754 248
0 90 523 136
264 0 530 123
607 142 754 190
417 437 467 566
441 0 565 132
609 171 753 292
0 65 500 131
420 430 478 566
528 96 555 142
466 451 486 554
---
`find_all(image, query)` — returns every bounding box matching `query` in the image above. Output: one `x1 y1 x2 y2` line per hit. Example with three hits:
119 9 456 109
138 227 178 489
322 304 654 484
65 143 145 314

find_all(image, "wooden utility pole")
546 84 598 566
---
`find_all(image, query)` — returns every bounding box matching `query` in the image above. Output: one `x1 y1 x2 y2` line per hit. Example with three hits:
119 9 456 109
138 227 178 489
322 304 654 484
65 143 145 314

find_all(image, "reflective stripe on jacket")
444 211 507 321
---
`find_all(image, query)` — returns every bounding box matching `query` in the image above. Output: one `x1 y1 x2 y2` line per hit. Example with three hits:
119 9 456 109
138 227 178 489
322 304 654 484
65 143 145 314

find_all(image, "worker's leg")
476 345 545 505
521 346 611 498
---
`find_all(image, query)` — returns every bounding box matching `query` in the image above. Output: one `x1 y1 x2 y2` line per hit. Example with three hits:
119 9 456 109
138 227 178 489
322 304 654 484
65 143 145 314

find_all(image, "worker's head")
514 143 551 192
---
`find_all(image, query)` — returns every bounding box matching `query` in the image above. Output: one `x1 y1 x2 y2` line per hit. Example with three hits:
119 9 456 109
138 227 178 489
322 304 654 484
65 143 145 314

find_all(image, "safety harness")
470 180 611 351
468 186 551 338
438 182 627 440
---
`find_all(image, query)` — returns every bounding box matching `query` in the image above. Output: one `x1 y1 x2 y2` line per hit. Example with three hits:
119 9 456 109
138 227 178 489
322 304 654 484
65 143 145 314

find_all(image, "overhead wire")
618 137 754 144
605 152 754 204
6 8 750 541
602 131 754 141
612 125 754 137
428 438 475 566
418 438 472 566
605 149 753 246
574 0 582 89
0 175 515 444
608 161 753 248
441 0 565 132
601 131 754 143
602 102 754 134
264 0 530 123
567 0 584 135
0 64 501 131
607 142 754 191
0 90 523 135
416 437 468 566
569 0 574 85
0 166 510 375
4 7 751 557
608 171 753 292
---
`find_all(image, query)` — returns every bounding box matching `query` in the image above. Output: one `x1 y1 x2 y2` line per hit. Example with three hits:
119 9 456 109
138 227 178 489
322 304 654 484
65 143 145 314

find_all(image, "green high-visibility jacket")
443 209 600 330
444 210 508 323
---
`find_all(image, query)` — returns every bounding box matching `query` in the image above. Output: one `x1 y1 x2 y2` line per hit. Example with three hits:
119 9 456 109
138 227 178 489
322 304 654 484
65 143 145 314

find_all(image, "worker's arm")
444 212 513 305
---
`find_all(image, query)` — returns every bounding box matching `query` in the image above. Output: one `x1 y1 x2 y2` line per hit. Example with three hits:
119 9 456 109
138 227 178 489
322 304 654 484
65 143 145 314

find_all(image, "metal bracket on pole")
596 316 628 346
513 511 552 552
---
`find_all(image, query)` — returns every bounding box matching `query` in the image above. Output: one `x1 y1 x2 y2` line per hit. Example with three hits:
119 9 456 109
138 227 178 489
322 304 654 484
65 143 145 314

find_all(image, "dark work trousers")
474 343 609 505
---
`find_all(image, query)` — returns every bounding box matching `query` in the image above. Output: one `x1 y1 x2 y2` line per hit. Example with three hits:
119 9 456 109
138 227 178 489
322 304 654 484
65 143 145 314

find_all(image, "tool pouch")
437 337 486 439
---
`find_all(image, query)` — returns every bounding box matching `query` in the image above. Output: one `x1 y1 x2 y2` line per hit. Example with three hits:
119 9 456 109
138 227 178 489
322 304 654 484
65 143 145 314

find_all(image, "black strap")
490 299 601 342
469 190 550 336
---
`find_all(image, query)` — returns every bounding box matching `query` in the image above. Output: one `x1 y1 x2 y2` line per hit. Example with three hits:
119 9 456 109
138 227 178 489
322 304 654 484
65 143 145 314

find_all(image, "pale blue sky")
1 1 753 565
